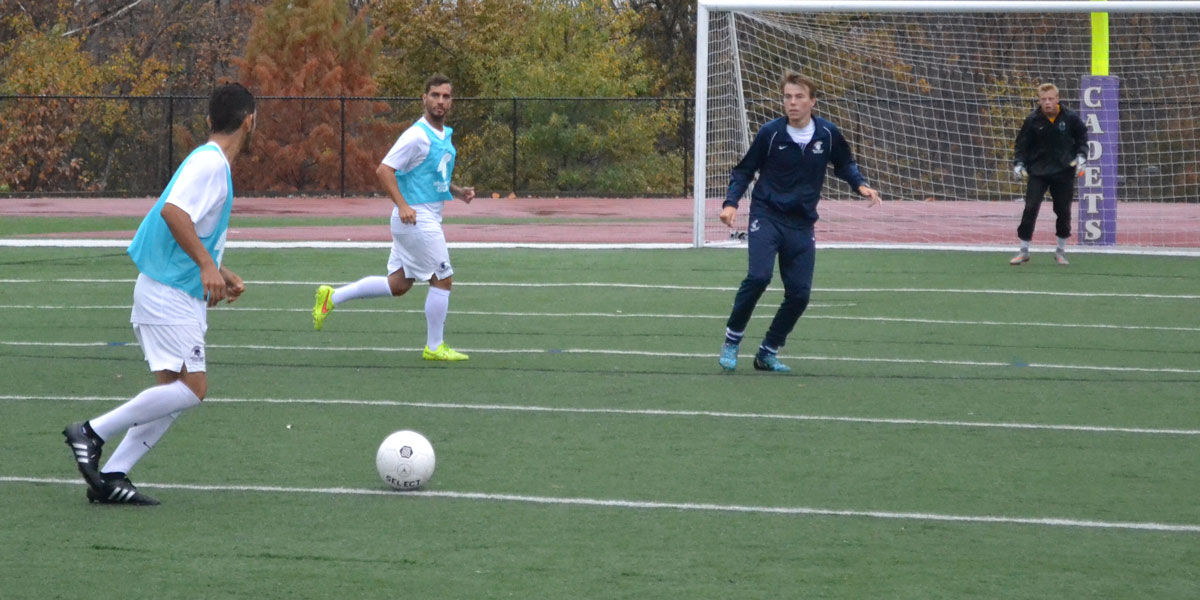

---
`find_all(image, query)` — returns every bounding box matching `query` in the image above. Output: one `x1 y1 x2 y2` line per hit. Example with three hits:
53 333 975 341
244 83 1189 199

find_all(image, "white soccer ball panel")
376 430 436 490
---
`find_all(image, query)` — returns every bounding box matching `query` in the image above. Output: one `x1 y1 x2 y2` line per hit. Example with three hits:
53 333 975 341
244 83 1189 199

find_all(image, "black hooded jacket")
1013 104 1089 177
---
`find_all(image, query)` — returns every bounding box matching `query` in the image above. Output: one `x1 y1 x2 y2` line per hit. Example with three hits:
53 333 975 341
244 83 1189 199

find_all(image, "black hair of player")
209 83 256 134
424 74 452 94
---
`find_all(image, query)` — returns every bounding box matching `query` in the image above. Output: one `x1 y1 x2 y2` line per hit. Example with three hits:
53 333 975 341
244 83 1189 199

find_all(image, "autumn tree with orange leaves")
234 0 396 194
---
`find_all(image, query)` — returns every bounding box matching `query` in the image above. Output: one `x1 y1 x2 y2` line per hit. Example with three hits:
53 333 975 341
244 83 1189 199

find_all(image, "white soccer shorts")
133 323 207 373
387 218 454 282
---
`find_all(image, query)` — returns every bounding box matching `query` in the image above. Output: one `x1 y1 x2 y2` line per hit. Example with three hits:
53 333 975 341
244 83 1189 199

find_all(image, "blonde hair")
1037 83 1059 95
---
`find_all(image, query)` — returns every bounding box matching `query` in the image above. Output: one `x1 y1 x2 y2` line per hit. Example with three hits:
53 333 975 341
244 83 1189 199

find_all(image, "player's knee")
430 275 452 291
182 377 207 401
785 285 810 299
388 276 412 296
784 290 811 310
741 275 772 294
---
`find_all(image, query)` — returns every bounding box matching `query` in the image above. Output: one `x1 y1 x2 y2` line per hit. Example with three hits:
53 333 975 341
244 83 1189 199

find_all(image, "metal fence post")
511 97 518 194
165 95 174 189
683 98 691 196
340 97 347 197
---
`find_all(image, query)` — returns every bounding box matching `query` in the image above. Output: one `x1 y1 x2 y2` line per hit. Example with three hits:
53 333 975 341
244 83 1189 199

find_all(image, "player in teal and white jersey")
312 74 475 362
62 83 256 505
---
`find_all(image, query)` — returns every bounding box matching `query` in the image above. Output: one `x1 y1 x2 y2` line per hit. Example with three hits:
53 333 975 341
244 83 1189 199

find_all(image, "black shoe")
63 421 105 491
87 472 160 506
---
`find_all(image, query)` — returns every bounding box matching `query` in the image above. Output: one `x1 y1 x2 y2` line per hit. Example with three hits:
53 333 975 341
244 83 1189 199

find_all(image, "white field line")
1 278 1197 300
5 394 1199 436
4 238 1199 256
0 304 1195 333
3 340 1198 374
0 239 690 250
3 476 1198 533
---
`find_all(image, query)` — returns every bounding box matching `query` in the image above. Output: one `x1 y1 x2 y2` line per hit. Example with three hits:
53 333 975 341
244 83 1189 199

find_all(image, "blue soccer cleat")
753 353 792 373
719 343 739 371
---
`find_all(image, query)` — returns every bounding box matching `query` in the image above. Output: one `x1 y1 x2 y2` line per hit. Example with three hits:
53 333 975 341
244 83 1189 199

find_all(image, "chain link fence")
0 95 694 197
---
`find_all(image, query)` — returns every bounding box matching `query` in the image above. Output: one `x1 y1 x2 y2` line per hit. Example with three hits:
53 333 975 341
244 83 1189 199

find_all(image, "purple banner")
1078 76 1119 245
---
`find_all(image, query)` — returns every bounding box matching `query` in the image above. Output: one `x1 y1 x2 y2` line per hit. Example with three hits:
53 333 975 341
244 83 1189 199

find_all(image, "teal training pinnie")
127 144 233 300
394 122 455 206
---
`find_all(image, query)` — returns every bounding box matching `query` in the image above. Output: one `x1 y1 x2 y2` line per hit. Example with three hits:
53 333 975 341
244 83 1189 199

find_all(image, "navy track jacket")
724 116 867 228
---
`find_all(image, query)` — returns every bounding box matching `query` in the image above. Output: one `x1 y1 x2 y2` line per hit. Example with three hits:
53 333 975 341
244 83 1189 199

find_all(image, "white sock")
1020 240 1030 253
101 411 182 475
332 276 392 305
89 380 200 442
1057 237 1067 252
425 287 450 349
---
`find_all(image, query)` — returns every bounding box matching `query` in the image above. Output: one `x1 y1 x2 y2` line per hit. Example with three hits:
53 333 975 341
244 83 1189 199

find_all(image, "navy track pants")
725 215 815 351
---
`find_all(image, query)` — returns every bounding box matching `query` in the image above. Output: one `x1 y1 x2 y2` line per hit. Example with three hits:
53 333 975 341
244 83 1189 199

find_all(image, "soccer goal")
693 0 1200 252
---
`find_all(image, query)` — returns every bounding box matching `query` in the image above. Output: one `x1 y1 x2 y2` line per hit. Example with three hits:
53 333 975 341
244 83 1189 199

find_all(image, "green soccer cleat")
423 343 469 362
313 285 334 330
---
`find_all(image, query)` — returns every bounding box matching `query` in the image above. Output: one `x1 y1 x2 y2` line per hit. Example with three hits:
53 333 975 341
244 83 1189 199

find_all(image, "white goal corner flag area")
692 1 1200 252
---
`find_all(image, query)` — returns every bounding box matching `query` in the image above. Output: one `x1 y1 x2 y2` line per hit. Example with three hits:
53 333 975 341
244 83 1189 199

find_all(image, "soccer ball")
375 430 436 491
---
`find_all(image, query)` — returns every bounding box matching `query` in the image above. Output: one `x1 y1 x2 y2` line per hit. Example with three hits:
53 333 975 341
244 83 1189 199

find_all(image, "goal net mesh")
700 8 1200 249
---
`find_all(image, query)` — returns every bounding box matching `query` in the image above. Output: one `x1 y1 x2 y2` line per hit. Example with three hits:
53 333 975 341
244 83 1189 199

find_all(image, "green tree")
374 0 529 98
375 0 684 195
0 8 167 192
624 0 696 96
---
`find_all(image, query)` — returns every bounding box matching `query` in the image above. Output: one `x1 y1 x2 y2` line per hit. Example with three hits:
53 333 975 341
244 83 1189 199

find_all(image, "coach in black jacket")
717 72 880 373
1011 82 1089 266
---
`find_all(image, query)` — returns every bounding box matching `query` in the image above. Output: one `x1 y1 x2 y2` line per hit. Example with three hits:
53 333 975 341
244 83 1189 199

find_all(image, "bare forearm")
160 203 215 270
450 183 475 203
375 164 409 210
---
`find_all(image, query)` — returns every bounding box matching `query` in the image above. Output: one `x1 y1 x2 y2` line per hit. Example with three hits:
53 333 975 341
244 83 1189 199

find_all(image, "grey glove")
1013 164 1027 178
1072 155 1086 168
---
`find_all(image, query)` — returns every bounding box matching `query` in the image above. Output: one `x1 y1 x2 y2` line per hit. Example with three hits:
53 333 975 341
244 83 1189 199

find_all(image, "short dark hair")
781 72 818 98
424 74 452 94
209 83 256 134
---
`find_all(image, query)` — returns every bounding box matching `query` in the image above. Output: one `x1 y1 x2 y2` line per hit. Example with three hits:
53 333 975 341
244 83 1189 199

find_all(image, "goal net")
693 0 1200 251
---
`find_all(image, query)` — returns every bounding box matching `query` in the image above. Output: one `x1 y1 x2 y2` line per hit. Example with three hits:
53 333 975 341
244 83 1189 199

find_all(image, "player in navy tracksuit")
719 73 881 373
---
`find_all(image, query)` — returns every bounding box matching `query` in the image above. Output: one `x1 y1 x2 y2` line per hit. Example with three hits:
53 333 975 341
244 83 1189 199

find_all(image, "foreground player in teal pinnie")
62 83 256 505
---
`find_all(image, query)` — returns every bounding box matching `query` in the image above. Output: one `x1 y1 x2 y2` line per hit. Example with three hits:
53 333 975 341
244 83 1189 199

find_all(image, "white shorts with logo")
387 216 454 281
130 273 208 373
133 323 207 373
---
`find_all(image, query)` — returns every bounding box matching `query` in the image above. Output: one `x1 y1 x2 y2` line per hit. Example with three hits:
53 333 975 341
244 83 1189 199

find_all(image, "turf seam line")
4 340 1197 375
4 394 1198 436
1 305 1195 332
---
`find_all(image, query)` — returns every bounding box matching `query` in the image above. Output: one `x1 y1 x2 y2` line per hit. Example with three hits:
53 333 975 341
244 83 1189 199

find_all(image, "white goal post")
693 0 1200 252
